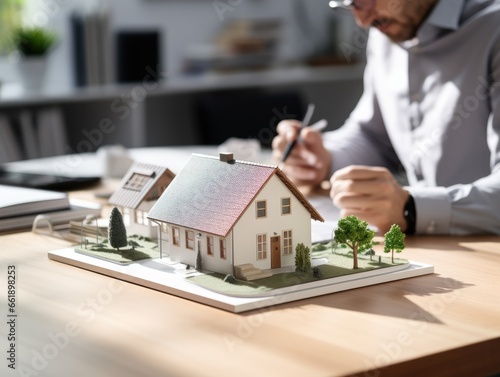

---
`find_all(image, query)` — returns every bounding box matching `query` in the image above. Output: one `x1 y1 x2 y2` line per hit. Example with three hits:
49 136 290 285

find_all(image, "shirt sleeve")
323 39 401 176
410 42 500 235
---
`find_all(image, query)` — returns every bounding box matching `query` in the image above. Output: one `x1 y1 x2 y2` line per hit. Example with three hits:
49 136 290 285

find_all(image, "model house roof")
108 162 175 209
148 153 323 237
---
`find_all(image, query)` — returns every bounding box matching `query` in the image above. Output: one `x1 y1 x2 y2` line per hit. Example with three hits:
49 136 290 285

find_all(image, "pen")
280 103 315 163
309 119 328 132
281 103 314 163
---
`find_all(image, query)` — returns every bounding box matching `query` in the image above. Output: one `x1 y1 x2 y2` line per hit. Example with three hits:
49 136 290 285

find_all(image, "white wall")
0 0 358 87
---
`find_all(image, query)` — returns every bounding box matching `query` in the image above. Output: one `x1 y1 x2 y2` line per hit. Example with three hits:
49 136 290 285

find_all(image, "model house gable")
108 162 175 236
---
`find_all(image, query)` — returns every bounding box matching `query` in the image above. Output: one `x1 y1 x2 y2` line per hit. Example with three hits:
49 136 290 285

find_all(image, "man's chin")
375 23 415 43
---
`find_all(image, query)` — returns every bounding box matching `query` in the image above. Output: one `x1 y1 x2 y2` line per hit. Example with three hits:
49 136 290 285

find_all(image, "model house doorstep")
147 153 324 277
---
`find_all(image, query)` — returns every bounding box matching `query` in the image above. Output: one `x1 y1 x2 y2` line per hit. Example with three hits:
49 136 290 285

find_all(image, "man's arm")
411 43 500 235
323 42 402 176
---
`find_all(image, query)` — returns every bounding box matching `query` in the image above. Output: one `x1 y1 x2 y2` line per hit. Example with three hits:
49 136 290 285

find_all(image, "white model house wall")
232 174 312 271
163 225 234 274
153 173 313 274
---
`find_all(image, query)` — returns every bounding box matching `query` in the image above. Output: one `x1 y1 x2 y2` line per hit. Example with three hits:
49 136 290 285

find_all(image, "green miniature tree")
334 215 375 269
384 224 406 263
128 240 141 251
108 207 128 251
295 243 311 273
195 249 202 272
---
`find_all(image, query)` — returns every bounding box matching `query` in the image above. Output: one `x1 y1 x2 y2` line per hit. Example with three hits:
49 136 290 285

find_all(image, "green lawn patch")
187 249 408 296
75 235 160 264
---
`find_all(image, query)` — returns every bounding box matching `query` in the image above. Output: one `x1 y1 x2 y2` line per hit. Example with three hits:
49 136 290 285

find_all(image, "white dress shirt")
324 0 500 234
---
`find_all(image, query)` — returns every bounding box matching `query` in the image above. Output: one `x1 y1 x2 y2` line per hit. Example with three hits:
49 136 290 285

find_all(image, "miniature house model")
108 162 175 238
147 153 323 278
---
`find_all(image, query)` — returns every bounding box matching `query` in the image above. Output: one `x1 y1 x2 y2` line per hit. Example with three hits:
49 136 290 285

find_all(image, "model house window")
256 200 267 218
186 230 195 250
161 222 169 235
220 239 226 259
207 236 214 256
283 230 293 255
172 227 180 246
257 234 267 260
122 207 130 226
281 197 291 215
124 173 150 191
135 209 149 226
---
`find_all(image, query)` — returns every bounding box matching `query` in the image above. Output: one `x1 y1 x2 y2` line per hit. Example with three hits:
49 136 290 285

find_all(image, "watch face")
404 195 416 235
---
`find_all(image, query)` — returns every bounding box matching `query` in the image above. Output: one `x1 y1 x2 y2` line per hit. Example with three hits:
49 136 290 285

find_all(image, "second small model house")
108 162 175 238
147 153 324 278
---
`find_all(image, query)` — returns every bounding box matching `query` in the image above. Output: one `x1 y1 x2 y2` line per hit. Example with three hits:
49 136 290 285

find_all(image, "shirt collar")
425 0 467 30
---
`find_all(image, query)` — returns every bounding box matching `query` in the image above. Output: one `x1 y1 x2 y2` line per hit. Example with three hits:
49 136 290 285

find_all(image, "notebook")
0 185 69 219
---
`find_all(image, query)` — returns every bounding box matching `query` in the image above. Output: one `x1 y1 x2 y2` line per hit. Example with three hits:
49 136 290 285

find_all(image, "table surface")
1 150 500 377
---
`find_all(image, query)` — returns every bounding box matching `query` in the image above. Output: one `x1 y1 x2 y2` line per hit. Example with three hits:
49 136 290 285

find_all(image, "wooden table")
2 216 500 376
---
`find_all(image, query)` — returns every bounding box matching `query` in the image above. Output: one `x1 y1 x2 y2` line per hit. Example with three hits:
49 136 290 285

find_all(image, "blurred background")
0 0 367 163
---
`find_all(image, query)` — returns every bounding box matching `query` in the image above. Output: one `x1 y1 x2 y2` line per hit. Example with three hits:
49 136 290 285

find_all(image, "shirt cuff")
406 187 451 234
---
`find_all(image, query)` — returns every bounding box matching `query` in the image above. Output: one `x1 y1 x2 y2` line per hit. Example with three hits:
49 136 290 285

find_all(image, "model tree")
384 224 406 263
109 207 128 251
334 215 375 269
195 249 202 272
295 243 311 273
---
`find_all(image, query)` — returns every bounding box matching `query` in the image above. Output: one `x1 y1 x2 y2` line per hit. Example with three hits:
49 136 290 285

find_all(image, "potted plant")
12 27 57 91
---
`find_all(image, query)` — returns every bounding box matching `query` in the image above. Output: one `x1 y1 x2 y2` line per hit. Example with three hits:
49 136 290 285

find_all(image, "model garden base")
48 248 434 313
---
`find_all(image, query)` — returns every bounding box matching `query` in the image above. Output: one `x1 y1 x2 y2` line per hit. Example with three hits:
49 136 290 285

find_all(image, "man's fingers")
276 120 301 138
331 178 395 196
332 165 393 181
333 192 391 211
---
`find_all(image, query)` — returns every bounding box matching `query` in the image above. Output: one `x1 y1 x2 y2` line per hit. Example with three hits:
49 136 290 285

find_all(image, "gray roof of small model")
147 154 323 237
108 162 174 209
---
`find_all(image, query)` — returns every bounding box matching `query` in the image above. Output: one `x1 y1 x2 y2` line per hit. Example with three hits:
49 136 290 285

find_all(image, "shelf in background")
0 63 365 108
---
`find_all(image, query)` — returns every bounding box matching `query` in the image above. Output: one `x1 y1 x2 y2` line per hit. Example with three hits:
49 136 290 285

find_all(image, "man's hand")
330 165 409 233
272 120 332 187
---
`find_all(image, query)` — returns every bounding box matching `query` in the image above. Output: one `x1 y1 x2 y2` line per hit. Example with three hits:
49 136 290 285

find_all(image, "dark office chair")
195 89 305 148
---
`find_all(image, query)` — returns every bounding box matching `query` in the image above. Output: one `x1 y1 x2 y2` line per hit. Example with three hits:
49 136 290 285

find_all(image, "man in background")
273 0 500 235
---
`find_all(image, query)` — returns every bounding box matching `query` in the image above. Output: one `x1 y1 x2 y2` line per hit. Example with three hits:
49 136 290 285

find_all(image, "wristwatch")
403 194 416 235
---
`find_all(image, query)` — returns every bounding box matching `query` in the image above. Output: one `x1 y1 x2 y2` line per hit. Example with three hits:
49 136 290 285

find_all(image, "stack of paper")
0 185 101 233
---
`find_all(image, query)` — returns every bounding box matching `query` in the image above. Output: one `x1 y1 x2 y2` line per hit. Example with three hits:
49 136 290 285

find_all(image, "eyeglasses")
328 0 374 12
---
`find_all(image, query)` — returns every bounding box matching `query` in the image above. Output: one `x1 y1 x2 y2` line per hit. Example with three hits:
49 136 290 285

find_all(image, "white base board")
48 248 434 313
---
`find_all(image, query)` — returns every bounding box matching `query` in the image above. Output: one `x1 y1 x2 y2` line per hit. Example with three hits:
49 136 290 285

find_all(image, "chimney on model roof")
219 152 234 163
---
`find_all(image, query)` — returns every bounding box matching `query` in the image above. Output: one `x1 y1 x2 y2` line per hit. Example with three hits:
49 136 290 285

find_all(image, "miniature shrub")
313 266 323 279
312 243 327 252
223 274 237 284
295 243 311 273
195 249 202 272
128 240 141 251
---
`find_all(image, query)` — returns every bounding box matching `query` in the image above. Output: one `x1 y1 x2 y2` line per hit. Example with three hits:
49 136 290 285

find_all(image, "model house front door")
271 236 280 269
